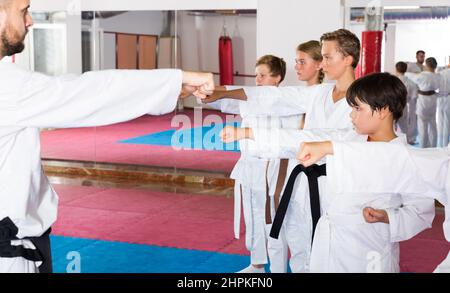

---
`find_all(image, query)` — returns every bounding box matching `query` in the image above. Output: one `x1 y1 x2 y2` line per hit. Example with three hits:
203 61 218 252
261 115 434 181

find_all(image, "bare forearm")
221 126 254 143
216 89 248 101
204 88 248 104
236 127 254 140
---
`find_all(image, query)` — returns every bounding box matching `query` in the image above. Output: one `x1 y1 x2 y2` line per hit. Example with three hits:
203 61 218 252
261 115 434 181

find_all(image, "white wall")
66 14 82 74
383 23 396 74
349 22 365 44
257 0 344 85
395 19 450 67
97 11 165 35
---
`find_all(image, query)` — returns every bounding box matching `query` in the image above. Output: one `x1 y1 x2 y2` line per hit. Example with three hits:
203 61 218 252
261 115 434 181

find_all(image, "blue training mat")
119 123 241 152
51 235 250 273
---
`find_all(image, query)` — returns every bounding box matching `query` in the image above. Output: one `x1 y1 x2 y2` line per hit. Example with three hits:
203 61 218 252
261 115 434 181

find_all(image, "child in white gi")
298 140 450 272
208 55 290 273
222 73 435 272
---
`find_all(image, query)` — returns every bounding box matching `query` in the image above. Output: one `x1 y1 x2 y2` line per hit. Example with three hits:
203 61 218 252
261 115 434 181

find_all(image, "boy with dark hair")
220 73 434 272
296 137 450 272
396 61 407 73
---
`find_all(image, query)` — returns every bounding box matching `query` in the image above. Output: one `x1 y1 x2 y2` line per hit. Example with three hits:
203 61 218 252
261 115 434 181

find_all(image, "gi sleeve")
386 195 435 242
232 84 322 118
247 127 357 159
326 142 449 205
405 72 421 86
206 99 241 115
0 66 182 128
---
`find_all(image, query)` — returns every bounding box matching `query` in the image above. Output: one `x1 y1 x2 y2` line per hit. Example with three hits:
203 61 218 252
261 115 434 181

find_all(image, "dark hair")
425 57 437 70
346 73 407 122
416 50 425 55
255 55 287 83
395 61 408 74
320 29 361 68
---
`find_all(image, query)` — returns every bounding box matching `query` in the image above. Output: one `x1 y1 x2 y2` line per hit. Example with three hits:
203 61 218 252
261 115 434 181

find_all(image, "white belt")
234 184 242 239
309 212 366 273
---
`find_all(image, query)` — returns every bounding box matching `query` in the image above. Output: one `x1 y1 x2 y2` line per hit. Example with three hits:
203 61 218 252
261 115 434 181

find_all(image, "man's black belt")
0 217 52 273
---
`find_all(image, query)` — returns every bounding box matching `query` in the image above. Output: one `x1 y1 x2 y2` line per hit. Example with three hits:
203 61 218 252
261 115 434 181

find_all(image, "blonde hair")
297 40 324 84
255 54 287 84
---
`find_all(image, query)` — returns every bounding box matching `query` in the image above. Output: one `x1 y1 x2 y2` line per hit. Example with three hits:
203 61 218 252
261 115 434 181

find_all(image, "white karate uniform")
325 142 450 272
246 127 434 272
407 62 424 73
215 100 271 266
0 62 182 272
397 75 418 144
265 115 303 273
437 68 450 147
406 71 441 148
208 98 297 272
230 83 353 272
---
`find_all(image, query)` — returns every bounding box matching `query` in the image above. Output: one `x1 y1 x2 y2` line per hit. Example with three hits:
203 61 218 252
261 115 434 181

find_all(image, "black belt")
418 90 437 96
269 164 326 242
0 217 53 273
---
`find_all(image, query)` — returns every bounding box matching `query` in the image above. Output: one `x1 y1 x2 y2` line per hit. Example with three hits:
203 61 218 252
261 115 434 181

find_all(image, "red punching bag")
219 26 234 86
360 31 383 77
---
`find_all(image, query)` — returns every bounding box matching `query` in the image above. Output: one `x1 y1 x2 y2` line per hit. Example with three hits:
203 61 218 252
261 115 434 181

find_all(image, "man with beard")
407 50 425 73
0 0 214 273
